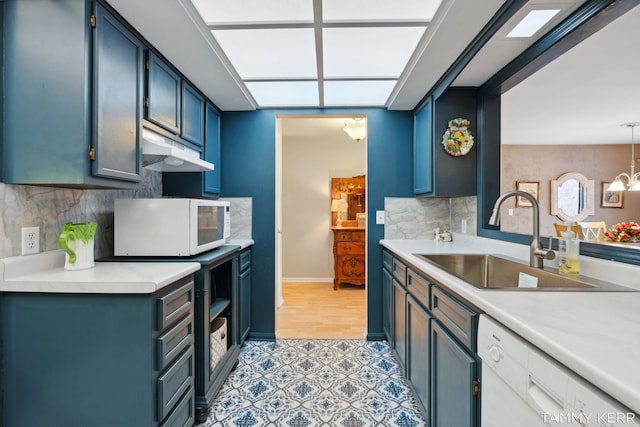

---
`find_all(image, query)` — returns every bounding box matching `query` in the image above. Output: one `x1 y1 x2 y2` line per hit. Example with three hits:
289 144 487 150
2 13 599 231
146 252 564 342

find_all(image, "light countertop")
228 239 254 250
381 235 640 414
0 250 200 294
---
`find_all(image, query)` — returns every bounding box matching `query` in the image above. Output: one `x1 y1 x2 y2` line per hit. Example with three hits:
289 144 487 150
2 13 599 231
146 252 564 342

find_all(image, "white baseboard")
282 277 333 283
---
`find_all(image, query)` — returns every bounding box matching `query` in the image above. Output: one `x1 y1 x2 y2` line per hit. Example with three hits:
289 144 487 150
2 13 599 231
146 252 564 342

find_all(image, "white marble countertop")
381 234 640 414
0 250 200 294
228 239 254 250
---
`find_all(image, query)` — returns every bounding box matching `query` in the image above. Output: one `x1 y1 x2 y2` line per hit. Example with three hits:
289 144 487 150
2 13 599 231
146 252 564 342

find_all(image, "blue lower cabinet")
382 266 394 342
0 275 195 427
238 248 252 344
430 320 478 427
393 278 407 369
382 249 480 427
407 294 431 424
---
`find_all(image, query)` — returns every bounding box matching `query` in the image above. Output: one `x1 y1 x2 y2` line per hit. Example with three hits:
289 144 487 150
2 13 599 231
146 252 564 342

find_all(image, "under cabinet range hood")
141 128 214 172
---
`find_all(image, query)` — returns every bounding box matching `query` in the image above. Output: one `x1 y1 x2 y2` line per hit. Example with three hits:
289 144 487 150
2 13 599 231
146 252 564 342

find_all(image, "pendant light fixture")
608 122 640 192
343 118 367 142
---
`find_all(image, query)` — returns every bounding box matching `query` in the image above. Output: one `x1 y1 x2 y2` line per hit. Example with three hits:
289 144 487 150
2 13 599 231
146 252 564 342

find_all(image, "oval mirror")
551 172 595 222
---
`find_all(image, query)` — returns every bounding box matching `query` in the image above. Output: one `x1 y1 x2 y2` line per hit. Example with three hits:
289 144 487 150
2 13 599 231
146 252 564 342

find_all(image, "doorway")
275 114 368 339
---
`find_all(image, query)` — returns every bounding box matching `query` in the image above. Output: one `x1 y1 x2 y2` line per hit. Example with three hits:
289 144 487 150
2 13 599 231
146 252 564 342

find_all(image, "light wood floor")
277 282 366 339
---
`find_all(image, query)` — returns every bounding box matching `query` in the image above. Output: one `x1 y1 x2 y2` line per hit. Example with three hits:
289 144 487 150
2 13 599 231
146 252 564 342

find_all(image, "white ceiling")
281 117 358 138
501 4 640 145
104 0 639 148
106 0 509 111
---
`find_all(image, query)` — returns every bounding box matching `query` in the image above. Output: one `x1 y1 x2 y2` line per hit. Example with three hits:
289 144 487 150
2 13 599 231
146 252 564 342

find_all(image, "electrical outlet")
376 210 385 225
508 208 514 216
461 219 467 233
21 226 40 255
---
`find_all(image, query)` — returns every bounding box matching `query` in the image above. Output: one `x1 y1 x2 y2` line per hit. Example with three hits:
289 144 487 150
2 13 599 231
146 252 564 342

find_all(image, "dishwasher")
478 315 638 426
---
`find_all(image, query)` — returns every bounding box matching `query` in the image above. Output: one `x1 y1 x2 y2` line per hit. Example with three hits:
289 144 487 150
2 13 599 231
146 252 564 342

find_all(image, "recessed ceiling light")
506 9 560 38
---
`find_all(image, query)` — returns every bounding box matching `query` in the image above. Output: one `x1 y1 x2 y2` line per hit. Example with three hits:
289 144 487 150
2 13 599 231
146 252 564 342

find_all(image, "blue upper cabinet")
414 98 433 195
146 52 181 135
0 0 141 188
203 102 221 195
92 3 143 182
414 88 477 197
181 82 205 148
162 101 221 198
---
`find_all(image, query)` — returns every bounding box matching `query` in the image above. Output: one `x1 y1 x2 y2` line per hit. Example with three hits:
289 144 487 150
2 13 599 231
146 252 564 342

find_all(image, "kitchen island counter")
381 235 640 415
0 250 200 294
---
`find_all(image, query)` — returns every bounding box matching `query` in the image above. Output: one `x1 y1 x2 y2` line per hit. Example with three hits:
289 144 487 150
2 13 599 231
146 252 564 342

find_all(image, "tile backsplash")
384 196 477 239
0 169 162 259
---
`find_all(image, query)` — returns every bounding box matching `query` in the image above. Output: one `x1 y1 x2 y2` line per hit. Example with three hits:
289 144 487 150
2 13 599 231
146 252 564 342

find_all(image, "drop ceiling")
105 0 509 110
105 0 629 118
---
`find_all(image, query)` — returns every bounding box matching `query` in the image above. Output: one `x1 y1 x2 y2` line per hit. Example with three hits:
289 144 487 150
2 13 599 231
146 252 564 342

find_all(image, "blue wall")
221 108 414 340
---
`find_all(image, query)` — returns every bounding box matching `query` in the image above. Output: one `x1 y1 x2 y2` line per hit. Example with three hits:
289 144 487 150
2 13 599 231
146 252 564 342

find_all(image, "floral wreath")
442 118 474 156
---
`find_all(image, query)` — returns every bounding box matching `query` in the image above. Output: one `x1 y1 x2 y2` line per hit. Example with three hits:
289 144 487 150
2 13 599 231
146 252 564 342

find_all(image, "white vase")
64 240 95 271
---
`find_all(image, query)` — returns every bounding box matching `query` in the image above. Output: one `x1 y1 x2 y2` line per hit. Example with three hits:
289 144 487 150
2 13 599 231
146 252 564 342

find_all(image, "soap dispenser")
558 231 580 278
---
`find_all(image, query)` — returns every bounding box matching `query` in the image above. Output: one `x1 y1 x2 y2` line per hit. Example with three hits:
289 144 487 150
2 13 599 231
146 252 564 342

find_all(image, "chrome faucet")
488 190 555 268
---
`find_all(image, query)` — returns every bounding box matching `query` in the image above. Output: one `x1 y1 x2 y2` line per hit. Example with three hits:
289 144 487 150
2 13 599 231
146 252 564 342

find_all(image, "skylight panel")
246 81 319 107
323 27 426 78
506 9 561 38
191 0 313 25
323 0 441 22
324 80 397 106
212 29 317 79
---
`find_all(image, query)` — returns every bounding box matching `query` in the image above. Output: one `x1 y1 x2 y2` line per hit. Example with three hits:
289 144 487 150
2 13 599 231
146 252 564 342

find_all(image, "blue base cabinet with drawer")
382 249 481 427
0 275 196 427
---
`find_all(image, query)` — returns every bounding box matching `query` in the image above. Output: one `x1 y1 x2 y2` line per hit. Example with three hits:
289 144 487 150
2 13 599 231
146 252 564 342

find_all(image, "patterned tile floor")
197 340 426 427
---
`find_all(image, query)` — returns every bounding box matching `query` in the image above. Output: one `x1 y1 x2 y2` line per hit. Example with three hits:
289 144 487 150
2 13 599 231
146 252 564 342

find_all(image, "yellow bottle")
558 231 580 278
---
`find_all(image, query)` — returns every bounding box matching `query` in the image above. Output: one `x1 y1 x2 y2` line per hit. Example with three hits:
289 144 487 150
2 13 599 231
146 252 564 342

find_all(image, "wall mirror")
330 175 366 226
551 172 594 222
474 0 640 265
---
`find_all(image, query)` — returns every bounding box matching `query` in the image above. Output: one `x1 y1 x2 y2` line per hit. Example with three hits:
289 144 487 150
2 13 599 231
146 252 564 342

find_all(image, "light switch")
376 210 385 225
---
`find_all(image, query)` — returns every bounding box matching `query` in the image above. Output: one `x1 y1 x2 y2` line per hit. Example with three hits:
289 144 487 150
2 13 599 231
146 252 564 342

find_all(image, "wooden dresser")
332 227 366 290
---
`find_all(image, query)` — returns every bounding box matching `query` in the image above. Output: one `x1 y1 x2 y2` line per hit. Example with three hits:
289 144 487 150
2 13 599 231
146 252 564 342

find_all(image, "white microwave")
114 198 231 256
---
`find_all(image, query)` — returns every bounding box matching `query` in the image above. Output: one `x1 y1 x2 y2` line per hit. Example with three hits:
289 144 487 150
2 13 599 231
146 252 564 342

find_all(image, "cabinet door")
382 267 394 342
181 82 204 147
92 4 142 182
413 97 433 195
393 279 407 369
431 320 478 427
407 295 431 424
204 103 221 195
238 250 251 345
146 52 181 134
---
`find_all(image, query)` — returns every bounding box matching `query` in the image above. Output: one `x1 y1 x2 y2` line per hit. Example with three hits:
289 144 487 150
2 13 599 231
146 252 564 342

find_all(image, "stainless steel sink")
414 253 635 291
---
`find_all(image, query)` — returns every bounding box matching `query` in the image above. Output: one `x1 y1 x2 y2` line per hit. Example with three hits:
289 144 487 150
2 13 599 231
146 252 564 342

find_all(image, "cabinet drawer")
156 279 194 331
431 286 478 351
335 255 366 281
337 242 365 255
382 251 393 271
157 314 194 371
239 249 251 272
407 268 431 307
157 348 194 421
392 258 407 285
351 231 365 242
334 231 352 241
160 386 194 427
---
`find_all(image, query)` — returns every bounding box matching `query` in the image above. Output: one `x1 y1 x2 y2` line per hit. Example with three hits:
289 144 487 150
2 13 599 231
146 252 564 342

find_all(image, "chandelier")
608 122 640 191
343 118 367 142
